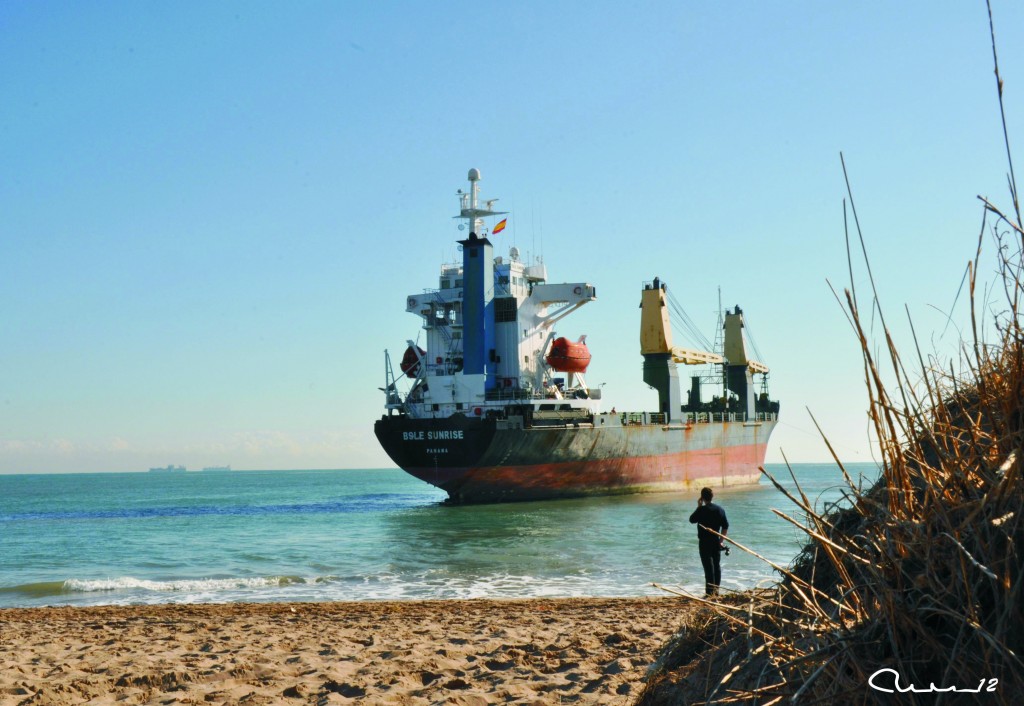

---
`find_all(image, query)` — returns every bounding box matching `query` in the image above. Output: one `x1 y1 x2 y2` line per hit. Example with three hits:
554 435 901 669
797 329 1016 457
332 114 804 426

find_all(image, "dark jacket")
689 502 729 550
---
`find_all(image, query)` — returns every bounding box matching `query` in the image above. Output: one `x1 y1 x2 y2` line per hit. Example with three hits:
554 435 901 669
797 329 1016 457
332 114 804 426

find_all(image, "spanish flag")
492 218 507 235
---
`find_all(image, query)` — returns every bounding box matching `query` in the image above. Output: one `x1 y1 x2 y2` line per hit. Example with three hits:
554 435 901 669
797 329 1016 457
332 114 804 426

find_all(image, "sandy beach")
0 596 695 705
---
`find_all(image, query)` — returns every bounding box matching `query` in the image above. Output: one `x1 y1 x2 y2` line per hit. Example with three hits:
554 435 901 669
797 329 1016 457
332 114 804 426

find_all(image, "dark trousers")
699 545 721 595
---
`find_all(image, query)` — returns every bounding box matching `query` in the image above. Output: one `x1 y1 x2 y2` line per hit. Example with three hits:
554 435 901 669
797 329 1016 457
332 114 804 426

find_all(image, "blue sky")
3 2 1023 472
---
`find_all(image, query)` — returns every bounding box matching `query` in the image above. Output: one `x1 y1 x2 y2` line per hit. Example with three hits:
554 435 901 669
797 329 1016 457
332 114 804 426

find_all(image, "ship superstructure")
375 169 779 504
391 168 598 423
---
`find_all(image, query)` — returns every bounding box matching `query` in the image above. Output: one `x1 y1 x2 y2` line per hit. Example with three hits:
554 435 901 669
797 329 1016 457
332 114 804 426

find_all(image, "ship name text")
403 430 465 441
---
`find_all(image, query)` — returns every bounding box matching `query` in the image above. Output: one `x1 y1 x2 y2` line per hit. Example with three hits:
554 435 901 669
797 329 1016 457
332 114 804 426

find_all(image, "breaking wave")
0 575 317 602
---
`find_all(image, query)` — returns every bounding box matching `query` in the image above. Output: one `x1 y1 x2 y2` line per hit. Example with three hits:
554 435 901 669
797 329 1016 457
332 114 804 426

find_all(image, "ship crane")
640 276 723 363
670 338 769 375
640 277 769 422
722 306 770 375
640 277 769 374
668 346 724 366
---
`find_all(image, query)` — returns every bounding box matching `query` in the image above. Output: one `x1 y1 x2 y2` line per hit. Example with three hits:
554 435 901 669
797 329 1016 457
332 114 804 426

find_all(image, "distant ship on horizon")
148 465 186 474
201 465 232 472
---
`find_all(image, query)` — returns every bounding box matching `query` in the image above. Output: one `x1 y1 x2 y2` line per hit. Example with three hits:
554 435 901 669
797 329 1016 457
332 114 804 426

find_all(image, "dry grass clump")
636 211 1024 706
637 12 1024 696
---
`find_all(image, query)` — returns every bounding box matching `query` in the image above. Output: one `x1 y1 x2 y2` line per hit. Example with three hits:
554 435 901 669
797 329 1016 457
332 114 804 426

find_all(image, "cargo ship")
374 169 779 504
148 465 186 474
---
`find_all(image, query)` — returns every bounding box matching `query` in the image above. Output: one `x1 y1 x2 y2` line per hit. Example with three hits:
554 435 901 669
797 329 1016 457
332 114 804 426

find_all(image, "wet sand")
0 596 696 705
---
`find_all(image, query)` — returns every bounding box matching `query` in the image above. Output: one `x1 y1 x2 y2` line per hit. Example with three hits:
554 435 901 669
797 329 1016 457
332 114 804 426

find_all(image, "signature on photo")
869 668 999 694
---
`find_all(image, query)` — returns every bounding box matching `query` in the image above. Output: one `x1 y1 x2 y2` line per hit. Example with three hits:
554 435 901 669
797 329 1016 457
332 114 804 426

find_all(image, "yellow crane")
723 306 770 375
640 278 769 375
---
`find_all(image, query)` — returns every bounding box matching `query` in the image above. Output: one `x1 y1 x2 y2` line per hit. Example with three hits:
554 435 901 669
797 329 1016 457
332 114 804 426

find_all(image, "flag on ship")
492 218 507 235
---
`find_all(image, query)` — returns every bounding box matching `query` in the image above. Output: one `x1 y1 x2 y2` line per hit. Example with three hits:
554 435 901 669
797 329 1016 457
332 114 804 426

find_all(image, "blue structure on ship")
459 231 496 389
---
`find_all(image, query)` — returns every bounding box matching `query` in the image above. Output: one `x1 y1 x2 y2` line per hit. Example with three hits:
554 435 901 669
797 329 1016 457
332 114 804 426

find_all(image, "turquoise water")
0 464 878 608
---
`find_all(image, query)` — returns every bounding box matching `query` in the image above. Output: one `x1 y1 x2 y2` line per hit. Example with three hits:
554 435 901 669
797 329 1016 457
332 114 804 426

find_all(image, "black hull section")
374 414 495 492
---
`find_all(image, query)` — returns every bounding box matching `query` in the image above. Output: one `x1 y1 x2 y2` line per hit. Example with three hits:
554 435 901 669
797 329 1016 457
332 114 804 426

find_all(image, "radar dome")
468 168 481 181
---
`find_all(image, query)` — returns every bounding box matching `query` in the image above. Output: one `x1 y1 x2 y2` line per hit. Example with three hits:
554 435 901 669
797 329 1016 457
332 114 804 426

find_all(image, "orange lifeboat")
545 336 591 373
400 345 426 378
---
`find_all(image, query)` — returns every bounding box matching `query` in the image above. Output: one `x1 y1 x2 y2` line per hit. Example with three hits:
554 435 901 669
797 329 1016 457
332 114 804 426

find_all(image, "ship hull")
374 414 774 504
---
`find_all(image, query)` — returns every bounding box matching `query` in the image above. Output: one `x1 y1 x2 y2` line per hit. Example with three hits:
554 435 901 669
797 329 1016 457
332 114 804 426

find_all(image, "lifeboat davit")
546 336 591 373
400 345 426 378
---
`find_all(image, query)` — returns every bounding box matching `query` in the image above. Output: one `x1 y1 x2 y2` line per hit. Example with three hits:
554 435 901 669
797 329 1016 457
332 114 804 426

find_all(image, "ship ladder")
430 291 462 374
430 292 454 347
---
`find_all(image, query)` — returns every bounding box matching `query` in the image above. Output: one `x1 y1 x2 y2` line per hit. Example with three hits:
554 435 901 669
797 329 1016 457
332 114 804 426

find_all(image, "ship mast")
457 168 506 236
455 169 507 391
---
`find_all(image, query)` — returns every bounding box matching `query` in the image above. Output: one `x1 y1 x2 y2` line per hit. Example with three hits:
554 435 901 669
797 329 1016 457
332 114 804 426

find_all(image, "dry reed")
636 5 1023 704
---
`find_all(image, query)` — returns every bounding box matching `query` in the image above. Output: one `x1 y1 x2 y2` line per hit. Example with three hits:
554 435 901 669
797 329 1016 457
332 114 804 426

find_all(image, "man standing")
689 487 729 596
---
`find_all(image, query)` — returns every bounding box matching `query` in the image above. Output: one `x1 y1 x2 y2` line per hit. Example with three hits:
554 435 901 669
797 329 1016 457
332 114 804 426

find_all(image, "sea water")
0 463 879 608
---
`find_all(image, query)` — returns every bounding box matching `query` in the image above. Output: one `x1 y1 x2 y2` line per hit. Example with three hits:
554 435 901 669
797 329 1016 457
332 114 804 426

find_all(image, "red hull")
449 442 764 500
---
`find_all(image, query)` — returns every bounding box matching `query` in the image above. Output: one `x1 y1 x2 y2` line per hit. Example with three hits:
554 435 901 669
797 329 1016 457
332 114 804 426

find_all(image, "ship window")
455 279 463 287
441 280 451 289
432 404 439 411
456 403 463 410
494 297 517 323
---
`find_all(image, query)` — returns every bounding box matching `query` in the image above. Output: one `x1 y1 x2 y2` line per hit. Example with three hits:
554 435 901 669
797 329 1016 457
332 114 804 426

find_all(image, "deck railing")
619 411 778 425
